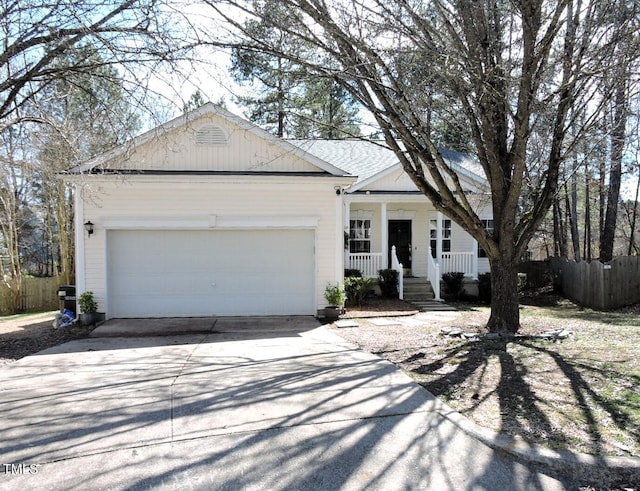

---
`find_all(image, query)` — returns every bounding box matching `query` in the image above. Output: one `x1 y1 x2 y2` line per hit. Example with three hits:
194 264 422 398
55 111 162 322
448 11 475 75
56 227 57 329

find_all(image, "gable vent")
195 124 228 145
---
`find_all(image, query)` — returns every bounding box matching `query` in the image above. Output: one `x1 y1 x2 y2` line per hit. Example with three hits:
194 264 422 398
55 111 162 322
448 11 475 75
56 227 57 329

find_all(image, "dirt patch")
0 311 93 366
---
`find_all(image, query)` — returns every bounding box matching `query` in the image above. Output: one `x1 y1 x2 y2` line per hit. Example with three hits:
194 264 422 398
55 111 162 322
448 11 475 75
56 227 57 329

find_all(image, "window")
478 219 494 258
349 219 371 253
430 219 451 258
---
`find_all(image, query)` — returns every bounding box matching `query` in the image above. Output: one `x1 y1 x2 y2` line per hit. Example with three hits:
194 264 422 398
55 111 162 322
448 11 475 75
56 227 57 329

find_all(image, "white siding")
364 169 419 192
102 113 321 173
80 176 345 316
451 221 475 254
360 167 487 194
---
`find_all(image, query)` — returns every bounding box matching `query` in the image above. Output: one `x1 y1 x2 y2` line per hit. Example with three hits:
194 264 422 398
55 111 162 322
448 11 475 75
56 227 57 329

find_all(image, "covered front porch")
344 195 489 300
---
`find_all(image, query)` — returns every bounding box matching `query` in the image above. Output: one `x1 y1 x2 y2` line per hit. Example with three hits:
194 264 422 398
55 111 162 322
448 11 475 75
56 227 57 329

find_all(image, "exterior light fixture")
84 221 94 237
335 186 342 196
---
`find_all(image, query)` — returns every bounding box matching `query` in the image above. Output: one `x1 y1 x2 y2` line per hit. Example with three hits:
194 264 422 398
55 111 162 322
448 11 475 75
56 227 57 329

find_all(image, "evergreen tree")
292 77 361 139
230 0 360 138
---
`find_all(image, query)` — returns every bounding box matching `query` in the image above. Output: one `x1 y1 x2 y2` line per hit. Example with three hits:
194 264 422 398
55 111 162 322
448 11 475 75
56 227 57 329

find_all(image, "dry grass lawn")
333 293 640 460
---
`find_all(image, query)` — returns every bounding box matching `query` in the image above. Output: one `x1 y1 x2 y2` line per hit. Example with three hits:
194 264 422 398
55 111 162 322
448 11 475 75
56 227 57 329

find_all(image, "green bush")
324 283 346 307
478 273 491 304
344 269 362 278
442 272 465 300
78 291 98 313
377 269 399 298
345 276 376 306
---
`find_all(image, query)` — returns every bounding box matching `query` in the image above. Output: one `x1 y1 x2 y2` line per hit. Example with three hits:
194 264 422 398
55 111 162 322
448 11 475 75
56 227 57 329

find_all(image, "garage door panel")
107 230 315 317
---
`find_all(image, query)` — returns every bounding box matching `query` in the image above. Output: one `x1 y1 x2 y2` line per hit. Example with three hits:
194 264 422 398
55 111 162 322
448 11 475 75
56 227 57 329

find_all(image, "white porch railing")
427 247 442 301
347 250 403 299
442 252 476 277
348 253 383 278
390 245 404 300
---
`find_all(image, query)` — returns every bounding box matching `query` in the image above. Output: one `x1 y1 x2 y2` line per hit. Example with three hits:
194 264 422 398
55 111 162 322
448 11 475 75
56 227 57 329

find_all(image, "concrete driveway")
0 317 568 490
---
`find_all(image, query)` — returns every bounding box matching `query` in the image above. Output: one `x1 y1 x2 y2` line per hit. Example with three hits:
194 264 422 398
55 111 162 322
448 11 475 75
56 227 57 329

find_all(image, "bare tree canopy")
0 0 193 131
201 0 640 332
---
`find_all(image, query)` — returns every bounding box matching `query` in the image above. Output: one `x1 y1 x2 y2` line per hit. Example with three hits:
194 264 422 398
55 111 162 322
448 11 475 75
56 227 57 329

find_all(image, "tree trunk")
553 197 567 257
601 80 628 262
569 158 581 261
487 254 520 334
598 155 606 256
56 183 75 285
628 172 640 255
584 166 592 261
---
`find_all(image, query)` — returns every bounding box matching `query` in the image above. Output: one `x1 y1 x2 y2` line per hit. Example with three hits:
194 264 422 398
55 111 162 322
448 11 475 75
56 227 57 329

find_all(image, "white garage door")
107 229 315 317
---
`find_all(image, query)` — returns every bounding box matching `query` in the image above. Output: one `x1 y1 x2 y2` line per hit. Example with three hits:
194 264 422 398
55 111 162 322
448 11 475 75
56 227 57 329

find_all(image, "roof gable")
353 163 487 194
72 104 349 176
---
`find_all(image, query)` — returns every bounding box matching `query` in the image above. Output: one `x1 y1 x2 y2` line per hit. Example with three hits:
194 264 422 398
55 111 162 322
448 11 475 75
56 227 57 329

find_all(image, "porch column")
381 201 388 269
344 201 351 269
336 190 345 281
436 211 443 266
471 238 478 279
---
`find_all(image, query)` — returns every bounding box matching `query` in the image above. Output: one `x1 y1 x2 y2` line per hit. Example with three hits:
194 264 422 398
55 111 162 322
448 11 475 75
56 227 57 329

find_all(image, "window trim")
430 218 451 258
349 218 371 254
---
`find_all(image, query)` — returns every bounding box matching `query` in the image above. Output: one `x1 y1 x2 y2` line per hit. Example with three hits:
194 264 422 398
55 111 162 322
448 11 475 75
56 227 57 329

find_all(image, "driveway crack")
169 324 216 441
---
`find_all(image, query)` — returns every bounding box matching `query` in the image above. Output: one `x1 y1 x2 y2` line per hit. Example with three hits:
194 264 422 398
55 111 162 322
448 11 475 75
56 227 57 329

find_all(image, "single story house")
66 103 491 319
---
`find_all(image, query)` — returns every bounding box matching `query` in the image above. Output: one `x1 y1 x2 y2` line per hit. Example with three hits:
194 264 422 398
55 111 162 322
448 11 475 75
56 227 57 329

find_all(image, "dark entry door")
388 220 412 270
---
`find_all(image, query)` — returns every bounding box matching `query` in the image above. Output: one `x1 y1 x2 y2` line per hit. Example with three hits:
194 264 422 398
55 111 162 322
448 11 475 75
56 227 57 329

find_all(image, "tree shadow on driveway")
0 328 570 490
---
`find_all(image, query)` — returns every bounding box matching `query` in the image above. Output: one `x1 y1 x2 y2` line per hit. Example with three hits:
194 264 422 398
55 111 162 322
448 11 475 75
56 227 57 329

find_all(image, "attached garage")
68 104 354 320
107 229 316 317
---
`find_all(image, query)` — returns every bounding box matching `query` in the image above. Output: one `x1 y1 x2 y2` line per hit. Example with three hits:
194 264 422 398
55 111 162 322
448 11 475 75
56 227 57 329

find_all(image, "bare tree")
202 0 638 332
0 0 193 132
0 124 33 311
0 0 194 311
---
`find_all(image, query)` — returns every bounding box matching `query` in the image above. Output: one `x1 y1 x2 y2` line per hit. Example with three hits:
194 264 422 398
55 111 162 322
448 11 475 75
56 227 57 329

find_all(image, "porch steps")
403 277 456 312
410 300 457 312
403 277 434 302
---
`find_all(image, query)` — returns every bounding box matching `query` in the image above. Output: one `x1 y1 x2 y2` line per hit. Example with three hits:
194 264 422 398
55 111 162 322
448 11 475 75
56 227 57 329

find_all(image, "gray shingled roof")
290 139 486 185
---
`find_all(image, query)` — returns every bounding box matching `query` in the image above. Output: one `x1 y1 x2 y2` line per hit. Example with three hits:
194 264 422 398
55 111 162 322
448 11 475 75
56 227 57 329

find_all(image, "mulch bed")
340 297 419 318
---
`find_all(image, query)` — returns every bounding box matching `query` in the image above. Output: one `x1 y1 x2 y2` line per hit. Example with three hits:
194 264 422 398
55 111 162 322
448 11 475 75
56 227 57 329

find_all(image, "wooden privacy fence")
0 277 62 315
550 256 640 310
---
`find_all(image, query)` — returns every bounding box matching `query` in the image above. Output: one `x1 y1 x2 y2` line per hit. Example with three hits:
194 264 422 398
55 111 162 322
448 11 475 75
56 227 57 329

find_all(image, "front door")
388 220 412 271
